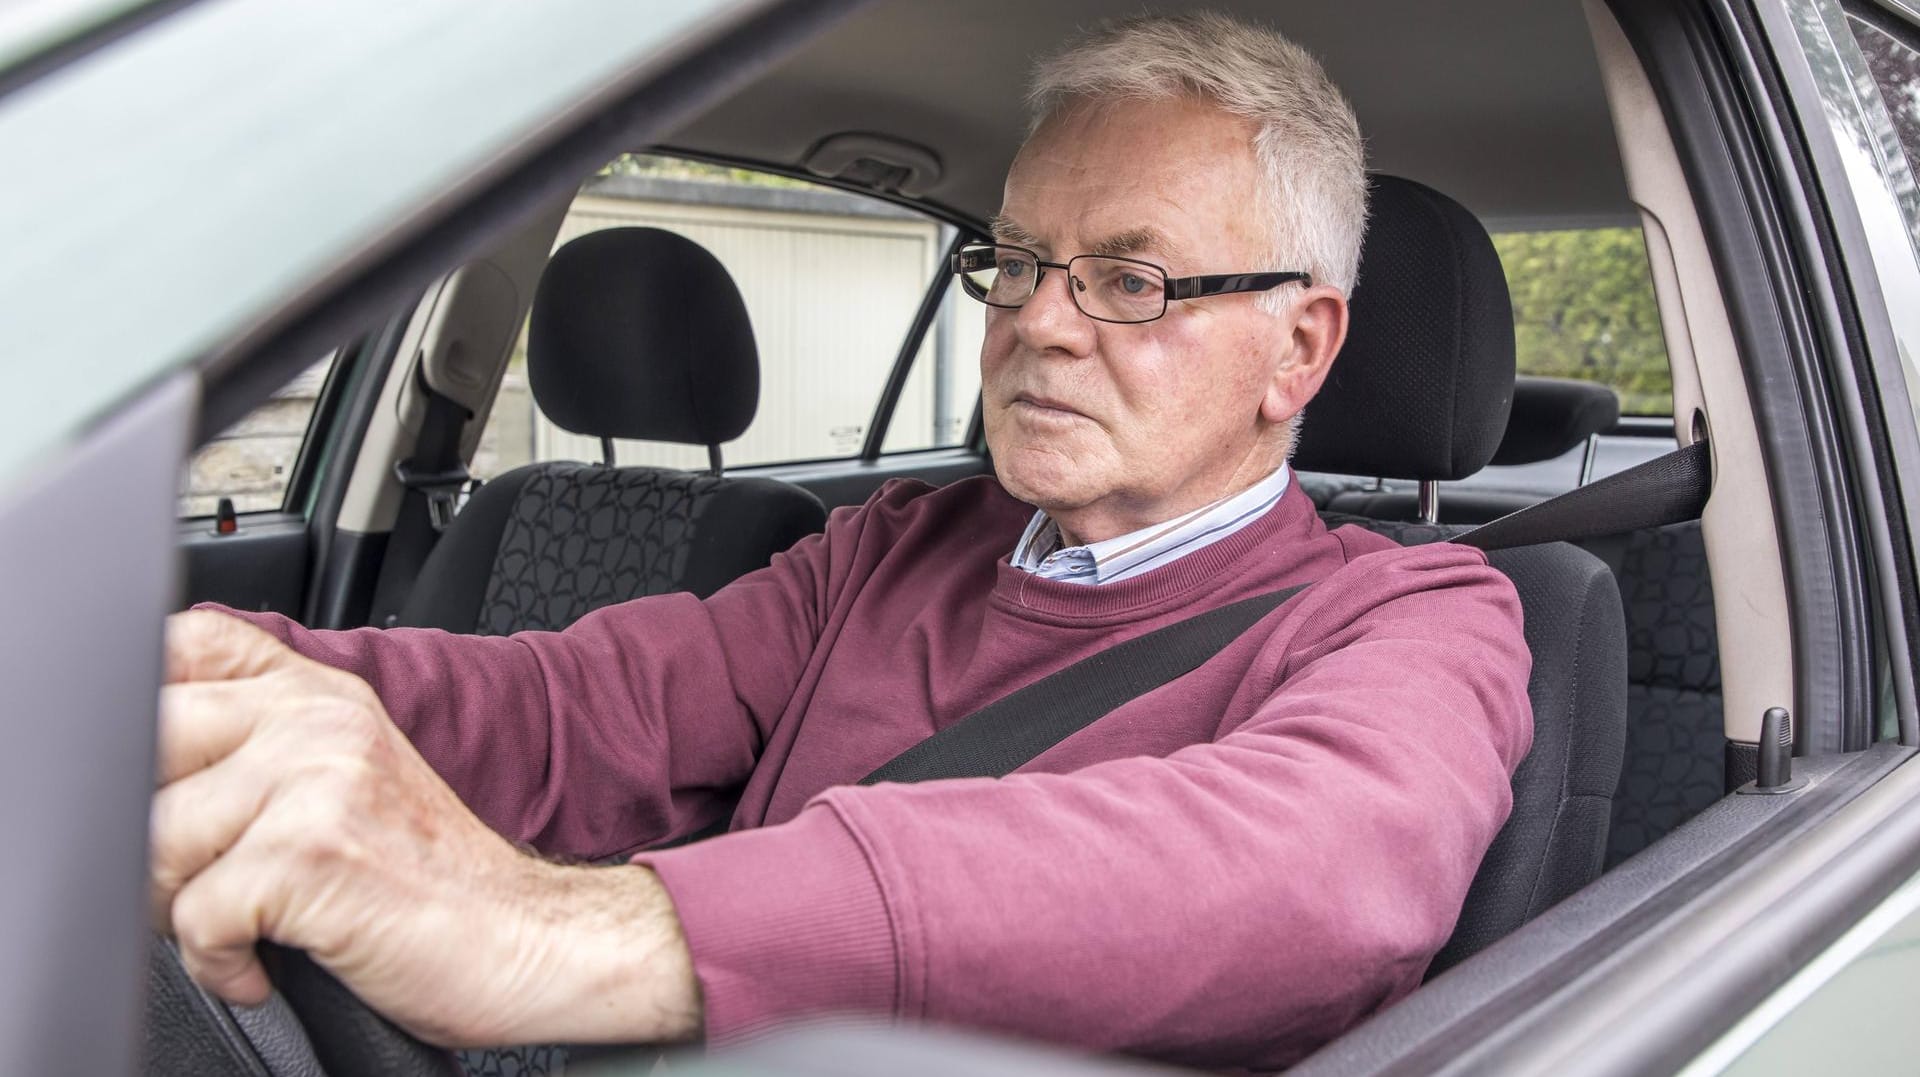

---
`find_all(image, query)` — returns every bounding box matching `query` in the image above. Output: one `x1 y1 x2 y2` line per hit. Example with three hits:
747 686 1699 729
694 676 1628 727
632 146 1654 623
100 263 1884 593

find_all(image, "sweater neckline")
987 482 1326 625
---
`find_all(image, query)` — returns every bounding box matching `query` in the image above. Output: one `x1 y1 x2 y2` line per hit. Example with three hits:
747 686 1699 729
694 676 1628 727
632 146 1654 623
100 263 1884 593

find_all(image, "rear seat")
1301 375 1725 866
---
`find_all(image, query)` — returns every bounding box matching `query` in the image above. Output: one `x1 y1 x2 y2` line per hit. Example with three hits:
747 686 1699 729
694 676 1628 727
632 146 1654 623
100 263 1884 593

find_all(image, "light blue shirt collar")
1010 464 1293 585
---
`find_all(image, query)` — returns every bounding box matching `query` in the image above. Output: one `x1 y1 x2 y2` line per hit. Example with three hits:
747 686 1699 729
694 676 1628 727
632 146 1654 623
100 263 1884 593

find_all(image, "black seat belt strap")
648 582 1311 849
368 372 472 627
862 584 1308 785
1456 439 1711 551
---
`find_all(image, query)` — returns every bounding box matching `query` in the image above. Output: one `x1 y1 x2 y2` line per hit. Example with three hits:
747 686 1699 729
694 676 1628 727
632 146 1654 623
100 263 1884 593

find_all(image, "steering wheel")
147 934 461 1077
257 944 462 1077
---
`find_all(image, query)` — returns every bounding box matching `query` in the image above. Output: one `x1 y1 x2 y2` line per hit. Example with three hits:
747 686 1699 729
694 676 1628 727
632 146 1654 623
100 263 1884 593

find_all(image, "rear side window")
1492 227 1672 416
179 355 334 516
475 155 958 480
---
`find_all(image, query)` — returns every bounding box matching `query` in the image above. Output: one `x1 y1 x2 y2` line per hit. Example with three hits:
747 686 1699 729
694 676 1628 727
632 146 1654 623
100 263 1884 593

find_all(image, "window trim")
863 227 970 461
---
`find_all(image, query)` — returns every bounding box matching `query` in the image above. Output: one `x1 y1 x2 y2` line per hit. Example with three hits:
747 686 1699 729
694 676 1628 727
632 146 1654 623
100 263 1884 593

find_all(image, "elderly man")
152 12 1530 1070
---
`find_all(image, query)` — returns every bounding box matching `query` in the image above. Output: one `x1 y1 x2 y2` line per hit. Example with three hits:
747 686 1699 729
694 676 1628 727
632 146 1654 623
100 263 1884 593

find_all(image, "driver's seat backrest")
1324 516 1627 973
1301 176 1629 973
397 227 826 634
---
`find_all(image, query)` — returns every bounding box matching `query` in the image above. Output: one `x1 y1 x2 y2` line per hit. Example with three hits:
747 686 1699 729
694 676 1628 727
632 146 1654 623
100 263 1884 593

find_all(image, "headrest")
527 227 759 445
1492 376 1621 466
1291 175 1515 481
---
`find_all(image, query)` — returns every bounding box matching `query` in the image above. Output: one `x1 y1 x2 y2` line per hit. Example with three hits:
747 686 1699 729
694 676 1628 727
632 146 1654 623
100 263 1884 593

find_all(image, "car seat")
1321 375 1622 523
1294 175 1630 973
396 227 827 634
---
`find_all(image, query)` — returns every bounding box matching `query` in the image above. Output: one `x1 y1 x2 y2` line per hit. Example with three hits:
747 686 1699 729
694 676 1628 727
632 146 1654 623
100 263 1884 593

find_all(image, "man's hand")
150 610 702 1047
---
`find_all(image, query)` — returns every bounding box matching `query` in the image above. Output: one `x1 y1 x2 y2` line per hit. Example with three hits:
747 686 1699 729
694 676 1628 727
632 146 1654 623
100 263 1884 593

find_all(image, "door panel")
179 516 310 614
0 372 195 1077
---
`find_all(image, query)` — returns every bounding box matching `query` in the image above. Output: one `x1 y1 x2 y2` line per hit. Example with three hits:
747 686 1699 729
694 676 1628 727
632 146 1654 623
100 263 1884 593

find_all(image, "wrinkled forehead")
999 96 1267 268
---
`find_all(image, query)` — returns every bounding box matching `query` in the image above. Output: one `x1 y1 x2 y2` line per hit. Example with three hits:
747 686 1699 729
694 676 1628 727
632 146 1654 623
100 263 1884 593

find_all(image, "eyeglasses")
951 242 1311 324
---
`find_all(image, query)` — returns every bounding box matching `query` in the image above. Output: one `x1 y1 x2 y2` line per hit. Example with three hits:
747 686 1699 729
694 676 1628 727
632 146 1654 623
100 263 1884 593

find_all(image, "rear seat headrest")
527 227 759 446
1493 376 1621 466
1292 174 1515 482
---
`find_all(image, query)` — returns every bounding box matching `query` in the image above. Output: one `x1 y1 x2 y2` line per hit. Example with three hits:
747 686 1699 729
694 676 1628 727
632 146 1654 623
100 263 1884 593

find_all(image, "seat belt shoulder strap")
860 583 1309 785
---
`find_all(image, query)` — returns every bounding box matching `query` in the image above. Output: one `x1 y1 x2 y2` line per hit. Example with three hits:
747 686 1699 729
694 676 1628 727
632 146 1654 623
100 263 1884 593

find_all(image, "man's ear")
1259 285 1348 425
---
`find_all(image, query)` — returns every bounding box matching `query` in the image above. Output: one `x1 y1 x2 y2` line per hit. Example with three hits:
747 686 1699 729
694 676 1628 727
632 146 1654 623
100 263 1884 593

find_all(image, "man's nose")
1012 265 1095 355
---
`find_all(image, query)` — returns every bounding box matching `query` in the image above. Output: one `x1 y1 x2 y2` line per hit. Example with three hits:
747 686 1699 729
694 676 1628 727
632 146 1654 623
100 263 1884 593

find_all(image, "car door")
0 2 861 1073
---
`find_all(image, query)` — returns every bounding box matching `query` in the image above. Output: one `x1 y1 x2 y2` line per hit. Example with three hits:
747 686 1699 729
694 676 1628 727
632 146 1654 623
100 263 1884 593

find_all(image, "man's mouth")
1013 393 1084 419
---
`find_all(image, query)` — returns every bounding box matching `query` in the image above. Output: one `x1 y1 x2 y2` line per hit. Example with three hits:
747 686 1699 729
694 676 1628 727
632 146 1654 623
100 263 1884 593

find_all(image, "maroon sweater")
227 476 1531 1069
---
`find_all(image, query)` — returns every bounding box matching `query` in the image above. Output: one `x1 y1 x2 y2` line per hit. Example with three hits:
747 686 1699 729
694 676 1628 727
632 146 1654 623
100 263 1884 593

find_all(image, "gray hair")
1027 13 1368 298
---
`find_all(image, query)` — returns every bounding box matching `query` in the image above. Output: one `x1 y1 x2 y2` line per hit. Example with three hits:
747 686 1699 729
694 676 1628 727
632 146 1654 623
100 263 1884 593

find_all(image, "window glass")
881 274 986 453
476 155 952 480
1849 13 1920 174
1492 227 1672 416
179 355 334 516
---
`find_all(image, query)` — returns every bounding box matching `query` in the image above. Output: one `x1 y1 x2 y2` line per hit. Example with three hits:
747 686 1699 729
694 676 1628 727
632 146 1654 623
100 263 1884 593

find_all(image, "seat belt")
864 584 1310 784
657 439 1713 840
1453 439 1711 551
367 371 473 628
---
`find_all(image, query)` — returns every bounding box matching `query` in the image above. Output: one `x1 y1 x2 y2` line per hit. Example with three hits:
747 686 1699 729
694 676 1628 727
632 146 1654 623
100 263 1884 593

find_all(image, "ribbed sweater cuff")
634 805 898 1043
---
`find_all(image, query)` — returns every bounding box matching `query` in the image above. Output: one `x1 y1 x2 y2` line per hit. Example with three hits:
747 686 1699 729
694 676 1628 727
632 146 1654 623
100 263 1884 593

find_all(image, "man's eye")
1001 259 1028 279
1120 274 1147 294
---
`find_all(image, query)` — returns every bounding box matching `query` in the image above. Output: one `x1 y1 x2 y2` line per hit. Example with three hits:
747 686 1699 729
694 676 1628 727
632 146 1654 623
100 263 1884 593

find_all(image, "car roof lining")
662 0 1634 232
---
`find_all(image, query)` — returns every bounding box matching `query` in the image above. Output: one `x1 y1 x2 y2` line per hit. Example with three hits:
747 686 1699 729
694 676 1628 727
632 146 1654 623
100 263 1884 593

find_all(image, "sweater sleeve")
638 546 1532 1069
201 518 843 860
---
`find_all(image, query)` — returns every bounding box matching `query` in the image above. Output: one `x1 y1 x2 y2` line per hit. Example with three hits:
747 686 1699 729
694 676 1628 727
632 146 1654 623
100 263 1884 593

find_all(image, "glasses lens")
958 246 1038 308
1071 257 1166 323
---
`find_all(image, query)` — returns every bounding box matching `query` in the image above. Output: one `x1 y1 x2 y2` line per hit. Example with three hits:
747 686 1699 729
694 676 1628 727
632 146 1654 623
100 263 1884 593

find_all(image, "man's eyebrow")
1088 228 1175 261
988 218 1184 264
989 214 1041 246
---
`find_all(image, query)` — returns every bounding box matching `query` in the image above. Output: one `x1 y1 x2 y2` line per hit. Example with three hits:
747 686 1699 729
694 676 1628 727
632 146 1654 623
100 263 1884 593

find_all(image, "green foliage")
1492 228 1673 416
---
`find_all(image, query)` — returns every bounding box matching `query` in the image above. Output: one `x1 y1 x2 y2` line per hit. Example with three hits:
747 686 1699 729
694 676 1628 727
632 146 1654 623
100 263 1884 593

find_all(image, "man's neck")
1052 459 1290 549
1052 452 1291 549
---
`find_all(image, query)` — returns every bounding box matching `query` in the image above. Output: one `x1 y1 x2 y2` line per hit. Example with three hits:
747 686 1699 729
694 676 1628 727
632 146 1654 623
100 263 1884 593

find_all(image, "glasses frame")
951 242 1312 324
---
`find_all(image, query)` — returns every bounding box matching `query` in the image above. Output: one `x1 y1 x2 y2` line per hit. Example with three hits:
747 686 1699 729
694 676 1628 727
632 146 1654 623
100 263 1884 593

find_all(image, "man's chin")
993 466 1096 515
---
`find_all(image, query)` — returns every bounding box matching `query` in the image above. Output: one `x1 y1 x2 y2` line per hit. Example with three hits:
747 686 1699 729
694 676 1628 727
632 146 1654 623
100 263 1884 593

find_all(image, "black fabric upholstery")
396 468 538 633
398 462 824 634
528 227 759 445
1320 514 1627 973
1607 522 1723 867
1292 175 1516 481
1492 376 1621 466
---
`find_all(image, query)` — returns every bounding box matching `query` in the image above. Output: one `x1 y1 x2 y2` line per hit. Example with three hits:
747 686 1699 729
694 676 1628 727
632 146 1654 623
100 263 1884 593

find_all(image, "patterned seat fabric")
1605 521 1723 866
477 465 724 635
397 462 824 635
1316 510 1726 867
